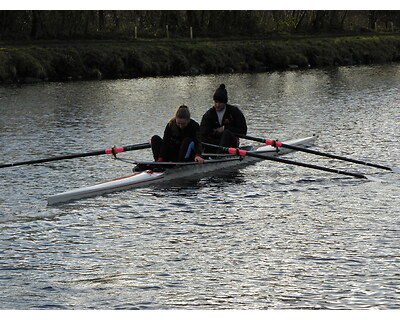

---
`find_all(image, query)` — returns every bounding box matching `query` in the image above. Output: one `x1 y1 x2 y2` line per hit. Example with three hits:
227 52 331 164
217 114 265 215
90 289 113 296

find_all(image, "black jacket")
200 104 247 142
160 118 202 158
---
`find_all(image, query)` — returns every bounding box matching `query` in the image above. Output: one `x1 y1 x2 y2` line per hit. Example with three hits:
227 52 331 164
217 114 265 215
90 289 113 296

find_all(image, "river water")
0 64 399 309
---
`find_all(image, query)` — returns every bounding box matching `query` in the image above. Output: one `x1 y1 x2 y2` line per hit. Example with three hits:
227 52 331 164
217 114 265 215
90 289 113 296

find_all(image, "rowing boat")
47 135 317 205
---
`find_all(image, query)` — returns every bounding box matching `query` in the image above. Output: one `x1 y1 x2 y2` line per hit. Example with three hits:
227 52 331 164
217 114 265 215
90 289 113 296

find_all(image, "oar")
202 142 378 180
0 142 151 168
236 133 399 173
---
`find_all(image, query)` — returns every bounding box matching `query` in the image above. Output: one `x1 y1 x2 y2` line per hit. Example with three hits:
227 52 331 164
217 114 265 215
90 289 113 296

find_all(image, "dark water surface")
0 64 399 309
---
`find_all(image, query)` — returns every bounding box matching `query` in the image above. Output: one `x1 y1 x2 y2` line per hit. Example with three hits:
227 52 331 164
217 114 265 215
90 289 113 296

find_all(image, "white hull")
47 135 317 205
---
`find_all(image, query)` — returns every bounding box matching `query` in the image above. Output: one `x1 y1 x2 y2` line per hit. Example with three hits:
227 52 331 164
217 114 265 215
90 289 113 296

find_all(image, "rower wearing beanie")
213 83 228 103
200 84 247 151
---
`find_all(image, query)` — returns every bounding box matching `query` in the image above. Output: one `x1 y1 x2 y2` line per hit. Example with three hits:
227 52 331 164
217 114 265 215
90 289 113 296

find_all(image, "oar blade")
391 167 400 174
364 175 389 183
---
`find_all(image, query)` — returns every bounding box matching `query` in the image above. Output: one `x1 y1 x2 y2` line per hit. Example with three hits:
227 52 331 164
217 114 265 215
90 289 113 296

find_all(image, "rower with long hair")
151 105 204 164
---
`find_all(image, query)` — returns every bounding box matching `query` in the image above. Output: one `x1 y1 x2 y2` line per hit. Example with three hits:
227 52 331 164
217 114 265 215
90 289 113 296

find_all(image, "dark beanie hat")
213 84 228 103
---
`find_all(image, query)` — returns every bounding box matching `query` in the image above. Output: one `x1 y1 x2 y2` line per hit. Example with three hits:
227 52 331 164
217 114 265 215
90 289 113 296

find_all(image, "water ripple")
1 66 400 309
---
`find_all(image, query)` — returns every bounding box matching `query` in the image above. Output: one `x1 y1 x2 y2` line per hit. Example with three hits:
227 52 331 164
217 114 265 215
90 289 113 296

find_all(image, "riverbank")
1 34 400 83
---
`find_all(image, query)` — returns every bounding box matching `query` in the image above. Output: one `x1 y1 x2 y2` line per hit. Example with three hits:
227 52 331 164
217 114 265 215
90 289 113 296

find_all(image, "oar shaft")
236 133 393 171
245 149 367 179
105 143 151 154
202 142 367 180
284 144 392 171
0 143 151 168
0 150 103 168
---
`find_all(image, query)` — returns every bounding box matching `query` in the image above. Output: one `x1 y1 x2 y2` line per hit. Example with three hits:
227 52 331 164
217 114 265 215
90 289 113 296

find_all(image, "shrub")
0 51 16 81
10 50 46 79
51 48 85 79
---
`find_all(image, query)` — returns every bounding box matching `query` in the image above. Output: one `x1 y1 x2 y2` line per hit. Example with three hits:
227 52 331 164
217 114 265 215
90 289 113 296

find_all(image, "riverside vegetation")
1 34 400 83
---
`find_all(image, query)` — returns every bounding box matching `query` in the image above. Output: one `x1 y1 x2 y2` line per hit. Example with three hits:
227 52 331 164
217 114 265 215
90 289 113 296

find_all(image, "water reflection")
0 64 399 309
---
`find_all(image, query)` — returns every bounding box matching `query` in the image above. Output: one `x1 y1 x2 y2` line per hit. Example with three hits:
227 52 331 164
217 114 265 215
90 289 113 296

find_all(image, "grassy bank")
1 35 400 83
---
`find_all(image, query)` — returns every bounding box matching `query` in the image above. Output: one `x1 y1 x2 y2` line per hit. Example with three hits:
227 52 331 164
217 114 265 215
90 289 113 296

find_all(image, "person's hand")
195 156 204 164
215 126 224 135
